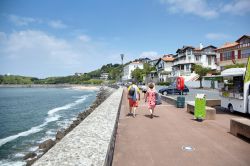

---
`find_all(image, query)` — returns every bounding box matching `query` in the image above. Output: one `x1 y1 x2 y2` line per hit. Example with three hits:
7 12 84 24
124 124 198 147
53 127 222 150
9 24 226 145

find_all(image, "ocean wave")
14 153 25 158
0 160 25 166
0 114 60 147
0 94 89 147
47 95 88 115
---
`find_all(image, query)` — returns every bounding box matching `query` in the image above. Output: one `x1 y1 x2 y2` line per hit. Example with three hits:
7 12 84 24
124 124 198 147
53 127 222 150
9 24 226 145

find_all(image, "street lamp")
120 54 124 82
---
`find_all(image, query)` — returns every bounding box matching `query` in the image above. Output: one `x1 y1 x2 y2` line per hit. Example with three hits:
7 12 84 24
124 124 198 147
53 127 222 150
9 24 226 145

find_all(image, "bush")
82 79 103 85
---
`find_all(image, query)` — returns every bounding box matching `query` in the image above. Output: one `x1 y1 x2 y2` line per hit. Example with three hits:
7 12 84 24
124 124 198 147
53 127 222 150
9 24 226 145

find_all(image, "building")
100 73 109 80
122 61 144 81
216 35 250 71
74 72 83 76
172 44 217 81
148 58 160 67
137 57 151 63
155 54 174 82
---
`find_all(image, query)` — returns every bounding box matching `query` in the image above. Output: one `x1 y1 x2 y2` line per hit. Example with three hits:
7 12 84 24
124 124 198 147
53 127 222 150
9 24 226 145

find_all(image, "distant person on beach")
145 82 156 119
127 80 140 118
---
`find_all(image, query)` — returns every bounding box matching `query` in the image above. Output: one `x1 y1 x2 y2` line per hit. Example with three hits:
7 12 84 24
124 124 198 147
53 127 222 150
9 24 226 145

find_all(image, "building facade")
122 61 144 81
100 73 109 80
216 35 250 71
172 44 217 81
155 55 174 82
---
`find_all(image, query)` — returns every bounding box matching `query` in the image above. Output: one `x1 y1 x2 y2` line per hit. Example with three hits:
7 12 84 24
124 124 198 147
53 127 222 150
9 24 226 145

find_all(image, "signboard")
176 76 184 91
244 56 250 83
194 94 206 119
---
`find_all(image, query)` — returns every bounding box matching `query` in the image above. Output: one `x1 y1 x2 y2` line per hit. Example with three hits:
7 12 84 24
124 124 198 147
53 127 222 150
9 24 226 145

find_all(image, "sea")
0 87 97 166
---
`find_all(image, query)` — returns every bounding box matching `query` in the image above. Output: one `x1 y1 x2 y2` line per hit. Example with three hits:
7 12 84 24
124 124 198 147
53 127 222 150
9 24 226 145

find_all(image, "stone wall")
33 88 123 166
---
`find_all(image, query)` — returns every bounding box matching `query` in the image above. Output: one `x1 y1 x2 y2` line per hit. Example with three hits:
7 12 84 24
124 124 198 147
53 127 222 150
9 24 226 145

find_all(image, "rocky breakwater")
31 87 123 166
24 86 114 166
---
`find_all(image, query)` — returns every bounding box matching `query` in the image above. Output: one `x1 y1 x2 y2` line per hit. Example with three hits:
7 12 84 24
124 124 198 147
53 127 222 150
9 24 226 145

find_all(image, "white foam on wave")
14 153 25 158
28 146 38 152
46 129 56 136
36 135 55 144
0 114 60 147
0 94 89 147
47 95 88 115
0 160 25 166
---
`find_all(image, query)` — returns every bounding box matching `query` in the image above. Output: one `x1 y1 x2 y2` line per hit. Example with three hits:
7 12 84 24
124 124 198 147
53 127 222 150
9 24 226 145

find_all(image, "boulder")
56 130 65 141
23 152 37 160
39 139 55 152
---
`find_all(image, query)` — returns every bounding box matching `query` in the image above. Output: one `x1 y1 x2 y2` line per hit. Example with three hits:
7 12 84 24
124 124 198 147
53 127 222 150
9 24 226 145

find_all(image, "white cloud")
78 35 91 42
2 30 78 65
8 14 41 26
48 20 67 29
139 51 159 59
0 30 116 77
160 0 218 19
222 0 250 15
205 33 231 40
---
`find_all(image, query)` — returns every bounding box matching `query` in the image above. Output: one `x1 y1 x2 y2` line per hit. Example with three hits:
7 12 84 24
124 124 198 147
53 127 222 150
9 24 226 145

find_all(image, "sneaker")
133 113 136 118
150 114 153 119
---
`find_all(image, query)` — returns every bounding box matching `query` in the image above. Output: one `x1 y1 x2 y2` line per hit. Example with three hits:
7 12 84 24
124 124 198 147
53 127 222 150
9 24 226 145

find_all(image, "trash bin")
176 96 185 108
194 94 206 121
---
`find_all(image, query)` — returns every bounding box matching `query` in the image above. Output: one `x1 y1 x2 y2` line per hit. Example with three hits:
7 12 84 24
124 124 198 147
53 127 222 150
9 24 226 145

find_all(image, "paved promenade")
112 90 250 166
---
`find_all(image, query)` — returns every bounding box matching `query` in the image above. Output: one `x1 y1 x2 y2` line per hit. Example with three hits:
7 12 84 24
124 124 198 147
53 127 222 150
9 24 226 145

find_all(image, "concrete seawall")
33 88 123 166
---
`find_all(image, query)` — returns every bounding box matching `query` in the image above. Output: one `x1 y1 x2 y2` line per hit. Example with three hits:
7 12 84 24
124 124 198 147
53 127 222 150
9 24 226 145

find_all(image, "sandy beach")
70 85 100 90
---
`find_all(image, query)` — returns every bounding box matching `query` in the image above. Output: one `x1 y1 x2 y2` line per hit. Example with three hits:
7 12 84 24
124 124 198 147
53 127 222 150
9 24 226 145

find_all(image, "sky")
0 0 249 78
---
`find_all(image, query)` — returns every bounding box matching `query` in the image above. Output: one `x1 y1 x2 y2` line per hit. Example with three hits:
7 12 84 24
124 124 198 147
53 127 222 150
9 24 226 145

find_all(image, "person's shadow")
144 114 160 119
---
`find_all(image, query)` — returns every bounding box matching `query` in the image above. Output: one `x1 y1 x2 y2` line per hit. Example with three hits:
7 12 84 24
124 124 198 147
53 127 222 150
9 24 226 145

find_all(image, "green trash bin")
194 94 206 120
176 96 185 108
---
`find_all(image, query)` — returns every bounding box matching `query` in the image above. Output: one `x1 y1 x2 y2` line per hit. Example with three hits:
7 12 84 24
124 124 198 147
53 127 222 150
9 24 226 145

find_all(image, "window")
208 56 212 65
195 55 200 61
241 48 250 59
223 51 231 60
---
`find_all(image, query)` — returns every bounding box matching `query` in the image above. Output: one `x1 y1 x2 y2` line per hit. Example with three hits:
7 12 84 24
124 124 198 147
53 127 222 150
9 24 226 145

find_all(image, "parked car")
158 83 189 95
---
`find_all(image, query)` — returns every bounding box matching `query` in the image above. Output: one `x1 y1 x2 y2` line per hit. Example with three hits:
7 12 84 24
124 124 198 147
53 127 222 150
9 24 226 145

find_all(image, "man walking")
127 80 140 118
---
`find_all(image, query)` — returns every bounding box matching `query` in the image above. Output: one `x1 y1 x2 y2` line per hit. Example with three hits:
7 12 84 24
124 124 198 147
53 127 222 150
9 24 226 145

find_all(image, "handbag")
155 92 162 105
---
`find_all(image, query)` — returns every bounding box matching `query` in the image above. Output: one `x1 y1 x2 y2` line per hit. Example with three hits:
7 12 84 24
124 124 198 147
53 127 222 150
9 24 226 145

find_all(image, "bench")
187 101 216 120
230 118 250 139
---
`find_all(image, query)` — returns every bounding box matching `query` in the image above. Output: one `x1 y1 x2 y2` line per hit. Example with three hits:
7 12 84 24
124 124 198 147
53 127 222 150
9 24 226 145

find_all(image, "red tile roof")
216 42 238 50
162 57 175 62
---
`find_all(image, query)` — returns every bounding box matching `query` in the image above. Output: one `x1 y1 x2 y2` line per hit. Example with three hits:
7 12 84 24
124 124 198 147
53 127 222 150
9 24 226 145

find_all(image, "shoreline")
0 84 100 90
24 86 117 165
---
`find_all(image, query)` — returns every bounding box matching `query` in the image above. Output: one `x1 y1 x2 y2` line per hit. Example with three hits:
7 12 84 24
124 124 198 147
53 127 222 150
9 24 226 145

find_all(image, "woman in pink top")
145 82 156 119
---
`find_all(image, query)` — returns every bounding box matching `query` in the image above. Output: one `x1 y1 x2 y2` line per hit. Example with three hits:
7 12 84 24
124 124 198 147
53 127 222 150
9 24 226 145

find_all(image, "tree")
143 63 156 75
194 64 211 88
131 68 144 83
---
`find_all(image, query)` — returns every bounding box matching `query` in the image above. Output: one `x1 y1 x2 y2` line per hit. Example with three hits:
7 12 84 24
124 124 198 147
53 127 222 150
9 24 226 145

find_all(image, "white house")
122 61 144 81
172 44 218 81
155 54 174 82
100 73 109 80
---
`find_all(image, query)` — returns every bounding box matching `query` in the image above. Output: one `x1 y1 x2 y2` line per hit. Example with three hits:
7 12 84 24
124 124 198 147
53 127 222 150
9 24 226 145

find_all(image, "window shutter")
220 53 223 61
238 50 241 59
232 51 235 59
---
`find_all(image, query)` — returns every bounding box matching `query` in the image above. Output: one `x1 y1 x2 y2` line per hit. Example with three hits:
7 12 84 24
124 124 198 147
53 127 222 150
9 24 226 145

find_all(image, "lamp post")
120 54 124 83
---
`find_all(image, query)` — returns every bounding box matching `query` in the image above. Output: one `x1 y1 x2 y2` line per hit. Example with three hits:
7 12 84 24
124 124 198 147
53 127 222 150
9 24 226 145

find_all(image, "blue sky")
0 0 249 78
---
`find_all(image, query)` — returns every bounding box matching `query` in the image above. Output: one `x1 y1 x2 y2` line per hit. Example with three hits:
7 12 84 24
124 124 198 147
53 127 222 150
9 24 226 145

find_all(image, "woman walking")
145 82 156 119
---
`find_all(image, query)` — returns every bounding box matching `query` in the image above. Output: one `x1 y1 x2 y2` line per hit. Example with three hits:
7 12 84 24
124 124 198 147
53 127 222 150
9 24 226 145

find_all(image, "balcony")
173 59 202 66
193 51 216 55
238 43 250 48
